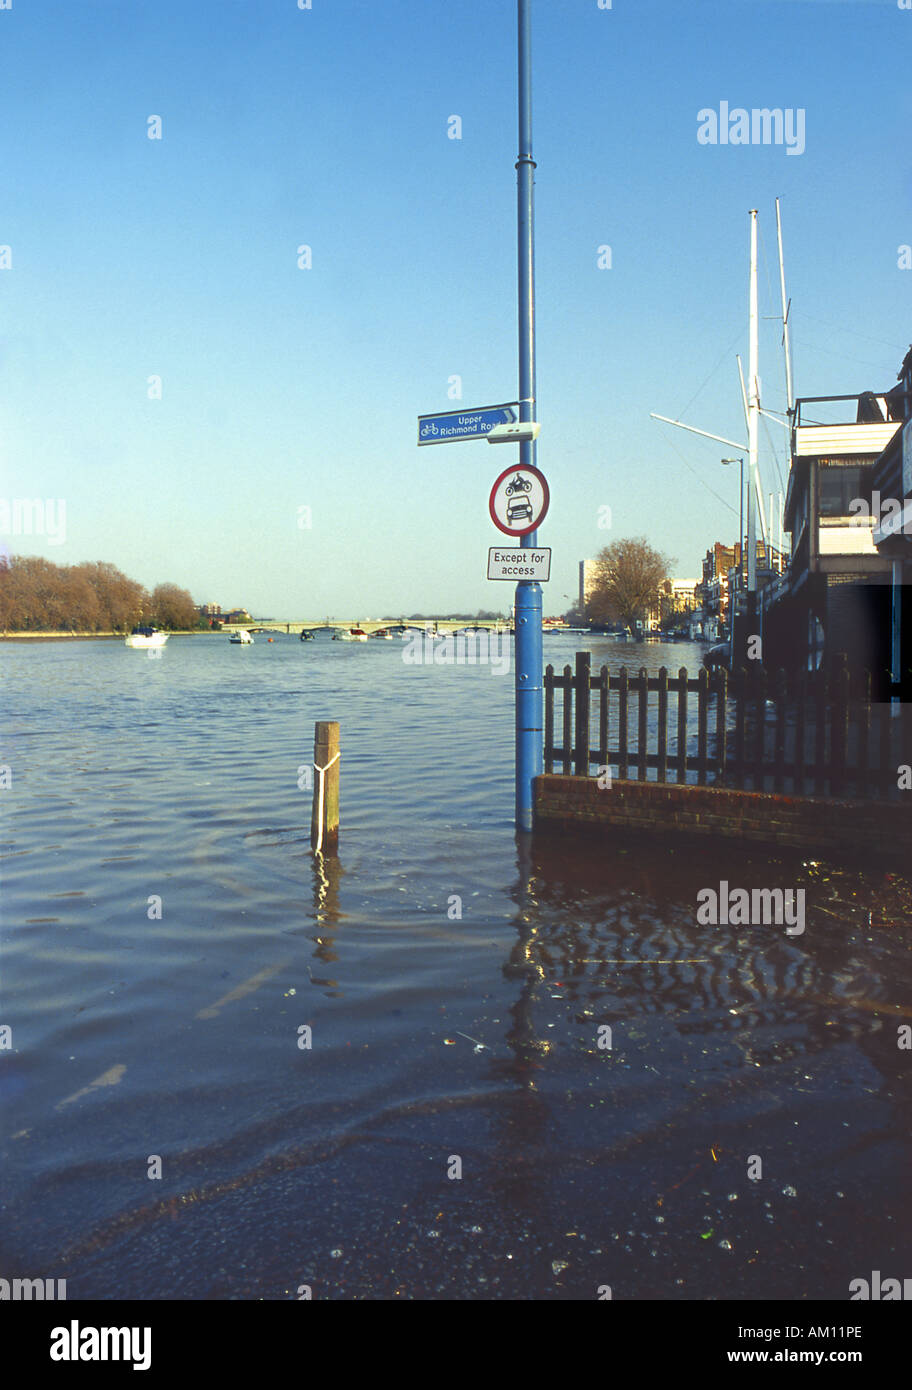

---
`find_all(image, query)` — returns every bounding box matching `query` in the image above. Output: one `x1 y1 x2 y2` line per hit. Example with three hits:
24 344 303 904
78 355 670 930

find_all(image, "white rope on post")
312 751 340 855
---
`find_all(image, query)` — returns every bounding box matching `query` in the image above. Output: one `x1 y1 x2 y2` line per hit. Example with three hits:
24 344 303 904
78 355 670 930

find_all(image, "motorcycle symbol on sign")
504 473 533 495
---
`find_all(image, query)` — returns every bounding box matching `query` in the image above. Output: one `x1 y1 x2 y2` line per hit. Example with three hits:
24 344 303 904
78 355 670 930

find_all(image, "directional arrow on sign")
417 403 518 446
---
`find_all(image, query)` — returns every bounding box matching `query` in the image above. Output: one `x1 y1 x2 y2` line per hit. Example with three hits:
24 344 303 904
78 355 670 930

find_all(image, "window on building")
818 464 866 517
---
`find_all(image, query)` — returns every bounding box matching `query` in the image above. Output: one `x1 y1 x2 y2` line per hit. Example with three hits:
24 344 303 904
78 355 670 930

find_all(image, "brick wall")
534 774 912 860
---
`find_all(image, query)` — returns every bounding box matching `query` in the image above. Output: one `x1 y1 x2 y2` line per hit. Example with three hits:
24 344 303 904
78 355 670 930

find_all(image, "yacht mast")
747 210 759 612
776 197 794 416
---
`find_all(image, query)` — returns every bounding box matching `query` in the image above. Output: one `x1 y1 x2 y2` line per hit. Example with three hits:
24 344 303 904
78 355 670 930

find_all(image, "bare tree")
588 537 675 636
74 561 148 631
150 582 198 630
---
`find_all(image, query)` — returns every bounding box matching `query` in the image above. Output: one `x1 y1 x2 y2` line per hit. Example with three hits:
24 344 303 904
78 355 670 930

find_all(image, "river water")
2 632 910 1300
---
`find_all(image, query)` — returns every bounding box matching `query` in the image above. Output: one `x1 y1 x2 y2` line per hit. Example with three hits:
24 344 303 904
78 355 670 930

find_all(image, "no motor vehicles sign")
488 464 549 536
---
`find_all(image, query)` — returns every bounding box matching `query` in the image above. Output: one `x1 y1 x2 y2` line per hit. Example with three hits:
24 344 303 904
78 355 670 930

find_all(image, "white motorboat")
332 628 368 642
125 626 168 648
229 630 254 644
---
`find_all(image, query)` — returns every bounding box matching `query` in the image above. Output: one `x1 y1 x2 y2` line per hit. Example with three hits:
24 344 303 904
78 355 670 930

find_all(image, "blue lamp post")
513 0 543 832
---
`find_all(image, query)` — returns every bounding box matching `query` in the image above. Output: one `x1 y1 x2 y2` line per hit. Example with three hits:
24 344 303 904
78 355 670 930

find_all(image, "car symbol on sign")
506 495 534 524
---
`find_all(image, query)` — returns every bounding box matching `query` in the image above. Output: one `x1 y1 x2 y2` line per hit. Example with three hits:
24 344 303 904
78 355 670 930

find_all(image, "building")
642 578 699 633
761 356 908 687
578 559 599 612
669 578 698 612
693 543 739 641
869 345 912 696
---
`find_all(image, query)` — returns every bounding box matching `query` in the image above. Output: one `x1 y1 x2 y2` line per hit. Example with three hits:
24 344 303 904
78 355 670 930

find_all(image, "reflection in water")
309 846 344 965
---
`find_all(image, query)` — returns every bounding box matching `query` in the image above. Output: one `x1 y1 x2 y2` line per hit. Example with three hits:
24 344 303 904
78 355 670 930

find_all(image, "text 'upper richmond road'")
417 404 517 445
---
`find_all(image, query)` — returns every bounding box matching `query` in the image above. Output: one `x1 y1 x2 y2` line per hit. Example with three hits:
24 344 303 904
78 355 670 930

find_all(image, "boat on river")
125 626 168 648
229 630 254 645
333 628 369 642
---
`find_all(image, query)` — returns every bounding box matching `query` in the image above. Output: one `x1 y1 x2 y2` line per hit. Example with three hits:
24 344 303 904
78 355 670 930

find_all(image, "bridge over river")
225 619 506 635
222 619 586 635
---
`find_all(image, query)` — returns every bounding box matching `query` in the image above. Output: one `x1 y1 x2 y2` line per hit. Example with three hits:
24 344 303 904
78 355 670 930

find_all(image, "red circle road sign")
488 464 549 537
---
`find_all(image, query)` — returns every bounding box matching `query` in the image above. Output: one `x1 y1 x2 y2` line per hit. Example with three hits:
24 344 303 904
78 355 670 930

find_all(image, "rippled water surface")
2 633 910 1299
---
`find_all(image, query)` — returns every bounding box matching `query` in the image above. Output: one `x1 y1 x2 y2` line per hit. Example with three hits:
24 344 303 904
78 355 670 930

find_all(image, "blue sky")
1 0 910 616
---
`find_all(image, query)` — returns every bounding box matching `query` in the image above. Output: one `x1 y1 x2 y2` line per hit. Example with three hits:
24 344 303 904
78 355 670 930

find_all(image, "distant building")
694 543 738 641
579 559 599 611
669 578 698 612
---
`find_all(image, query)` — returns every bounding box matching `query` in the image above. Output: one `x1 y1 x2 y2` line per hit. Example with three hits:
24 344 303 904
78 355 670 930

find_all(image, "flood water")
2 632 911 1300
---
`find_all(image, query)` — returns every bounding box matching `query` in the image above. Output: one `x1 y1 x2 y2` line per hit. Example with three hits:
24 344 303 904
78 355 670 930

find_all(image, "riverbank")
0 629 214 641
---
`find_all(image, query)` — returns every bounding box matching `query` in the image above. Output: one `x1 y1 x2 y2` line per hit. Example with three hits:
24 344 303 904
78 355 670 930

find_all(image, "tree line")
0 554 201 633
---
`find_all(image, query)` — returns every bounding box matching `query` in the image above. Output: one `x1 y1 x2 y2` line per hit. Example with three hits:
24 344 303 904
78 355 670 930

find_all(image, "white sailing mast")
747 209 759 612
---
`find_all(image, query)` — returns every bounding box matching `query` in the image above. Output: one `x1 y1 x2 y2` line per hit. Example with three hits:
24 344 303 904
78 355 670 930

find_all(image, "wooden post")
618 667 629 781
715 667 728 786
676 667 688 784
637 667 649 781
657 667 668 784
544 664 555 774
311 721 340 852
597 666 609 771
574 650 591 777
561 664 573 774
697 666 709 786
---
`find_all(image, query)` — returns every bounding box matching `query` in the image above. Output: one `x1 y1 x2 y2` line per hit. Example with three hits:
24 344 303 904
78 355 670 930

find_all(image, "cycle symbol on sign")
504 473 533 496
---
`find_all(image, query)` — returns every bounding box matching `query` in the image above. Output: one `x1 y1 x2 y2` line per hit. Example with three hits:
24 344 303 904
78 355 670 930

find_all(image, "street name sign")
489 463 549 537
487 547 551 581
418 403 518 446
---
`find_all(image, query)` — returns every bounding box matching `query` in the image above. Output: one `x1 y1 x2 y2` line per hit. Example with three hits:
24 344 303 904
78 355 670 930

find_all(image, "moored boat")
229 630 254 644
125 626 168 648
